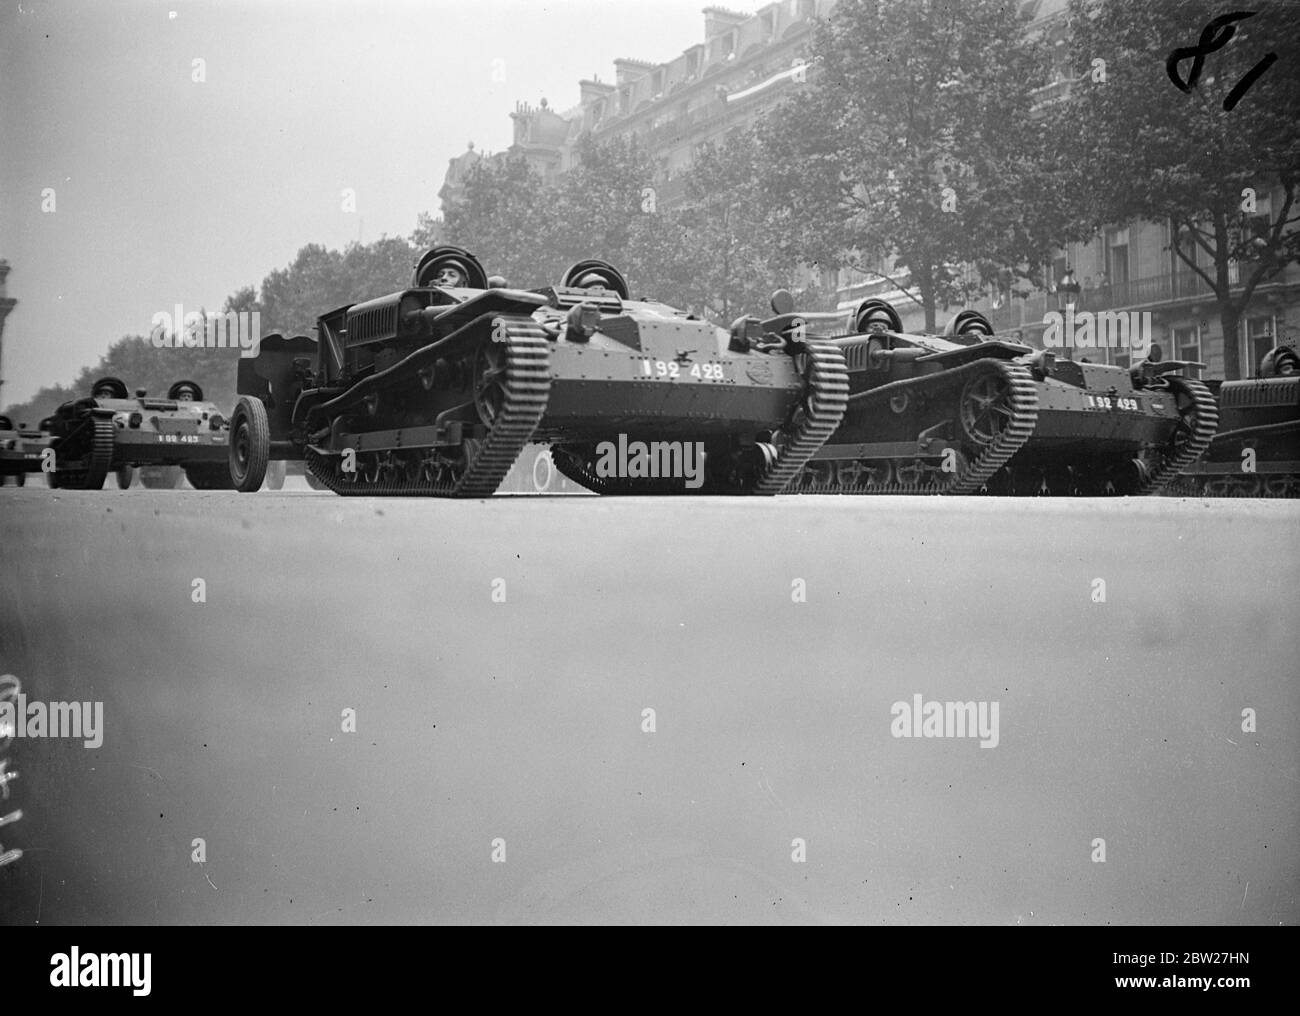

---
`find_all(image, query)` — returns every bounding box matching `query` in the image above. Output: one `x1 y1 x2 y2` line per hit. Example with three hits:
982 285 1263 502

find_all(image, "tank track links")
759 342 850 495
1163 471 1300 498
304 323 551 497
793 360 1039 495
1134 378 1219 495
548 451 683 495
54 416 114 490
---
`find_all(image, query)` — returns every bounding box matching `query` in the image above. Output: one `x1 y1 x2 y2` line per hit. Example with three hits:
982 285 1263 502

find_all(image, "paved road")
1 487 1296 924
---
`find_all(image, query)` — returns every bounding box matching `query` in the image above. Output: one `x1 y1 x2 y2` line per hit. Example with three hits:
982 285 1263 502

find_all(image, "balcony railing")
985 265 1282 329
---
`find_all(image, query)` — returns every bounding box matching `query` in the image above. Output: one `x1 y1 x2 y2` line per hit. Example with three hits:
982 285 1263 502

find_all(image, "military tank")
0 415 49 486
1170 345 1299 497
234 247 848 497
767 297 1217 495
39 377 267 491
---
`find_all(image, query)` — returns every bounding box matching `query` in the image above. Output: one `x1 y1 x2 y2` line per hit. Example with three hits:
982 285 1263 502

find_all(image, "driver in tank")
424 256 473 289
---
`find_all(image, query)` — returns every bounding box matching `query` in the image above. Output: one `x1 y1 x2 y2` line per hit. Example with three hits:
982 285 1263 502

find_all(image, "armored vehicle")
1171 345 1300 497
0 415 49 486
39 377 267 491
765 297 1216 495
235 247 848 497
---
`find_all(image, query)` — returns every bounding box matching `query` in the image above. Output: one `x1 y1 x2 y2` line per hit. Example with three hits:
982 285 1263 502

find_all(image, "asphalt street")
1 485 1296 924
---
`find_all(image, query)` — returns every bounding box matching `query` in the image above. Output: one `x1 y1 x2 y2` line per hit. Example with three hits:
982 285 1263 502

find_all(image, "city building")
439 1 830 213
438 0 1298 379
835 0 1300 379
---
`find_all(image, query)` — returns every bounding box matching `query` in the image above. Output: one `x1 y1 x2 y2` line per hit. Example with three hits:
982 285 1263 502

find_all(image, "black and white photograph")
0 0 1296 981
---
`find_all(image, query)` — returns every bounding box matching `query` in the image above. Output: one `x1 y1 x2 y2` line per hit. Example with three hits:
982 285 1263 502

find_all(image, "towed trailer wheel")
228 395 270 493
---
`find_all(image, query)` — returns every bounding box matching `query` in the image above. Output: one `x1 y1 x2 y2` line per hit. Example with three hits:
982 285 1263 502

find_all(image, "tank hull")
785 321 1215 496
239 257 848 497
1171 373 1300 497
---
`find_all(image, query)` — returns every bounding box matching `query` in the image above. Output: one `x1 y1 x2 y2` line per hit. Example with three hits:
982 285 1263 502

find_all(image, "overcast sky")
0 0 768 407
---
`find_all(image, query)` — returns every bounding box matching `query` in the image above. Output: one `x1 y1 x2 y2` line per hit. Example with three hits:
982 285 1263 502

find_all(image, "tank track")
791 360 1039 495
304 324 550 497
53 416 114 489
549 343 849 496
759 343 850 494
1133 378 1219 495
1165 472 1300 497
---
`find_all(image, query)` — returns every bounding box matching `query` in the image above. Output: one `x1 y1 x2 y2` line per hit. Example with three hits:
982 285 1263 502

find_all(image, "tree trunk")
914 264 937 332
1219 301 1242 380
1212 213 1243 381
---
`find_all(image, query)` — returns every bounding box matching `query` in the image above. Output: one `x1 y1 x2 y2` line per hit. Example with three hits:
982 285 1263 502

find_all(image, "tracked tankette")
235 247 849 497
0 415 49 486
763 296 1217 495
1170 345 1300 497
39 377 268 491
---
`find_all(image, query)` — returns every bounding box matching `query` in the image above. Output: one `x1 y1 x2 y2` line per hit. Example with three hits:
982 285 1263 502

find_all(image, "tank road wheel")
959 371 1015 446
863 460 892 491
835 459 867 489
228 395 270 493
115 464 134 489
472 342 510 427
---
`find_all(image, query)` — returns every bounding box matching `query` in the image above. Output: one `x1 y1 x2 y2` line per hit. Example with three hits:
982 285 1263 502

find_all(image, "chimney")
703 5 748 40
579 78 616 104
613 58 656 85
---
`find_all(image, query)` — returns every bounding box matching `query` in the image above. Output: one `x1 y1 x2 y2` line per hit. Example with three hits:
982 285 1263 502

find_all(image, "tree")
1059 0 1300 379
256 237 418 337
759 0 1054 330
651 130 834 322
430 153 558 286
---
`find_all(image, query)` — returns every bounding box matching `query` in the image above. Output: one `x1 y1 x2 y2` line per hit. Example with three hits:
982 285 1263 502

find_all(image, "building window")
1246 315 1276 375
1106 228 1129 286
1174 324 1201 363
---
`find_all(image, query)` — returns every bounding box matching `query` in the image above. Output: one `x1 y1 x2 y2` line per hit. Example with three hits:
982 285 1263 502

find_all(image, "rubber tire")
304 468 326 491
14 472 26 487
115 465 134 489
229 395 270 493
